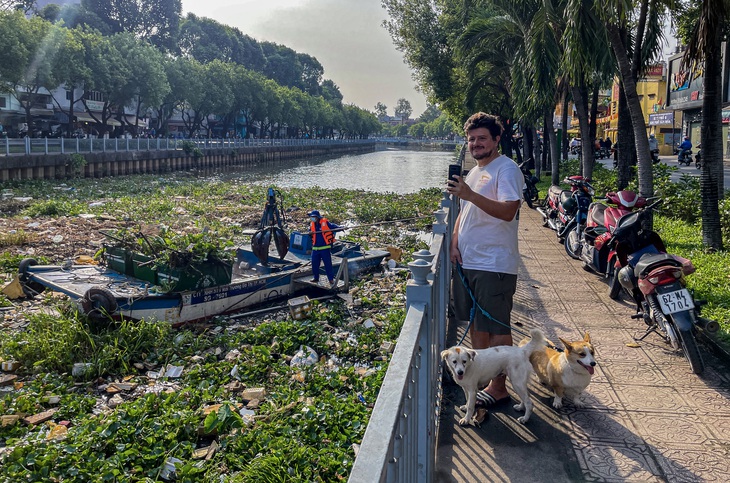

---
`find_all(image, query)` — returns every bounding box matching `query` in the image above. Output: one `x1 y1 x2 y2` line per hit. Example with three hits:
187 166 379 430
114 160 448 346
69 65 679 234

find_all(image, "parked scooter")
563 181 597 259
537 176 594 242
611 201 718 374
576 190 645 270
519 158 540 208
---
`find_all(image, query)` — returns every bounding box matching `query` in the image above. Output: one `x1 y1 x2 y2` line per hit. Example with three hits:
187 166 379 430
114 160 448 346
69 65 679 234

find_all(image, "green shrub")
67 153 87 177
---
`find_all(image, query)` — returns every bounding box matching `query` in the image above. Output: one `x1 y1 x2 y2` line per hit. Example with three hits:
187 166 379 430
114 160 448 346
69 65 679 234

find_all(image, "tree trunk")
533 126 542 178
561 90 569 161
589 82 599 147
699 29 724 250
606 25 654 212
546 108 560 185
616 83 635 190
572 84 595 180
524 124 534 167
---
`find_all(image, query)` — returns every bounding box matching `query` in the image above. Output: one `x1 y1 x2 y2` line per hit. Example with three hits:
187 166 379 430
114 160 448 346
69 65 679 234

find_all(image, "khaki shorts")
452 268 517 336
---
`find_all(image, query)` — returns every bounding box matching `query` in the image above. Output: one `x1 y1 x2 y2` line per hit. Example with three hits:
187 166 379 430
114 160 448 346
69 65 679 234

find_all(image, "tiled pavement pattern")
436 205 730 482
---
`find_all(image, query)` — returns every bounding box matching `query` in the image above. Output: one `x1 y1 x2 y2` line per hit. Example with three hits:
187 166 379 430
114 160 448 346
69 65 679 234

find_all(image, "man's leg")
311 251 321 281
322 250 335 283
470 329 513 399
468 270 517 401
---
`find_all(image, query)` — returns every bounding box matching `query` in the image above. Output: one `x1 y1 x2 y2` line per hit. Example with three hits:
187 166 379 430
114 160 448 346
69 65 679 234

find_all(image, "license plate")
657 288 695 315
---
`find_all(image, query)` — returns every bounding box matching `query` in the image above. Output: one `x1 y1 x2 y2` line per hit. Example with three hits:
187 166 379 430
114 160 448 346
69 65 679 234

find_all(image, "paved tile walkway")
436 205 730 482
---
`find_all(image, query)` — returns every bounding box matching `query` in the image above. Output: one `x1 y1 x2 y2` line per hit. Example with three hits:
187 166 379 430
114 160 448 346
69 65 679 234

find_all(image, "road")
585 153 730 188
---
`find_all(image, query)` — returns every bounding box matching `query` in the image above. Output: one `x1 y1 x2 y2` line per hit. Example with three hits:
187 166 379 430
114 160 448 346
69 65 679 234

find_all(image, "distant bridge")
374 137 462 151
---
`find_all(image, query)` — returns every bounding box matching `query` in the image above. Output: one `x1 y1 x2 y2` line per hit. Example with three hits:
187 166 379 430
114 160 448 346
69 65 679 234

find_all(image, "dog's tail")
521 328 546 355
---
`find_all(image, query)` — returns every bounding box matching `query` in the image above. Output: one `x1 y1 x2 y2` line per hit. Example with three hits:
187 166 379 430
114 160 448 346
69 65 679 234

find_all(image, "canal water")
240 147 457 194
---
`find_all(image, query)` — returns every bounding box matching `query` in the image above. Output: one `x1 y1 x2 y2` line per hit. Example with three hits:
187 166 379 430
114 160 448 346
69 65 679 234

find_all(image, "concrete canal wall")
0 142 376 181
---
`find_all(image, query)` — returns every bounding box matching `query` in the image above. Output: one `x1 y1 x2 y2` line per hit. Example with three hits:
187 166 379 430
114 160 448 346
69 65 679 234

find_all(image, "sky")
182 0 428 117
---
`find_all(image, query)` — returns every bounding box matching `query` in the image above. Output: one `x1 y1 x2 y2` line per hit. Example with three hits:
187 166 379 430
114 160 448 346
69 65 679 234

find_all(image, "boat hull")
21 247 388 324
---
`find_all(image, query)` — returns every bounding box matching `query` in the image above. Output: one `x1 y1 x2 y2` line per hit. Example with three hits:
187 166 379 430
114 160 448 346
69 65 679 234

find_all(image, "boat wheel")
18 258 46 298
81 287 119 327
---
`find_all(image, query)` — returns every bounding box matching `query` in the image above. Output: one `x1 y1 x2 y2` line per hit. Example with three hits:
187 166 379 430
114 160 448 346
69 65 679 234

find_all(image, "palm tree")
598 0 668 208
681 0 727 250
459 0 564 183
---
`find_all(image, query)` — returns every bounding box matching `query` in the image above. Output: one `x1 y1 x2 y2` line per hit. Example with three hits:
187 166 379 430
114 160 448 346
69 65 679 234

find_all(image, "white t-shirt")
457 155 523 274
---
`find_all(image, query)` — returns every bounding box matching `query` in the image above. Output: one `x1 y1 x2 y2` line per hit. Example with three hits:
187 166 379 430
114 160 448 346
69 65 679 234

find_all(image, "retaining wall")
0 143 375 181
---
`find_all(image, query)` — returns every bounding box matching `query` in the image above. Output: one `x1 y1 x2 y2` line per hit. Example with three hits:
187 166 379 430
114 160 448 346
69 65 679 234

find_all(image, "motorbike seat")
587 203 606 227
634 252 682 278
559 190 572 205
548 185 564 198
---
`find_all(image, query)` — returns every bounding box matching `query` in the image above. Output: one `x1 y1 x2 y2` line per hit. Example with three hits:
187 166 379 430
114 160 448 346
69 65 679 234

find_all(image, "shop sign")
666 53 705 109
722 110 730 123
649 112 674 126
85 100 105 111
645 64 664 77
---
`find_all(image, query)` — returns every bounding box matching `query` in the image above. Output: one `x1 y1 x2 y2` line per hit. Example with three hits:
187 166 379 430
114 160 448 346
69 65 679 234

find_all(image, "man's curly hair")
463 112 504 140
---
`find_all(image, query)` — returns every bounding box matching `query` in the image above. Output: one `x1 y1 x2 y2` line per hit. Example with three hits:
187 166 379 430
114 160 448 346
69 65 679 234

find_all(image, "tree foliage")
80 0 182 51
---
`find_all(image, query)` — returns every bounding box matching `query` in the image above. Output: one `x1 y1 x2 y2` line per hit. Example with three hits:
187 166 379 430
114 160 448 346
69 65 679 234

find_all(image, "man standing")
447 112 524 408
307 210 340 286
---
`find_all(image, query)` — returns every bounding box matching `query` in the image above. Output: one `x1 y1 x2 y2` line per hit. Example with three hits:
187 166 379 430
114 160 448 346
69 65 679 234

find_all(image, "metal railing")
1 136 377 156
349 192 457 483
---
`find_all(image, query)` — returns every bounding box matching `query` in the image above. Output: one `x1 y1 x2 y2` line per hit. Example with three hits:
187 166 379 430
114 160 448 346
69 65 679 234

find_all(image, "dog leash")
455 263 562 351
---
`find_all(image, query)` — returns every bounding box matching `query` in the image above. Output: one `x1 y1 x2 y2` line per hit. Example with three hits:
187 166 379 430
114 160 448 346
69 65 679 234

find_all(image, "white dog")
441 328 546 426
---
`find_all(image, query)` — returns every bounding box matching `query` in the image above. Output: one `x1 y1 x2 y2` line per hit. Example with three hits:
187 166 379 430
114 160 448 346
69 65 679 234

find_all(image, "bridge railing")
1 137 376 156
348 192 457 483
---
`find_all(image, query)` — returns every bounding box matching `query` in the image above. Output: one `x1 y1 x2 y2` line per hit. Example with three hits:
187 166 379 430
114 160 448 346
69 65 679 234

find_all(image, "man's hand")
446 175 474 202
450 244 462 265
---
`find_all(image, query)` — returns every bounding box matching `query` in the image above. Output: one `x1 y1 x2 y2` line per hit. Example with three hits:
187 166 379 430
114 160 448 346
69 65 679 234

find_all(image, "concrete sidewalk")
435 206 730 482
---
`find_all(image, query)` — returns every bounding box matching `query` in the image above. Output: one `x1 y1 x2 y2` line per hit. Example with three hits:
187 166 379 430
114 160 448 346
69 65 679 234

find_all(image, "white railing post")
76 136 79 153
44 137 48 155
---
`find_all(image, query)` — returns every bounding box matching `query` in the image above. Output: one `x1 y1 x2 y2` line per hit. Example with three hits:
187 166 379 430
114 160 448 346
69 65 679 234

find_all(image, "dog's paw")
513 402 525 412
552 399 563 409
458 416 471 426
517 415 530 424
459 404 467 412
572 399 586 408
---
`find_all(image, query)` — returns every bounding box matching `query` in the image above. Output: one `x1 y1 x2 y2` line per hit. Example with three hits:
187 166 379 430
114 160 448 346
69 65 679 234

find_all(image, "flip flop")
475 390 511 408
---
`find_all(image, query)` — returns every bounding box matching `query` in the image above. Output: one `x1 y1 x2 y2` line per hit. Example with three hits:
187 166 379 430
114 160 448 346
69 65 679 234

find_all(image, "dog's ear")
440 349 450 361
558 337 572 351
466 348 478 361
583 332 591 343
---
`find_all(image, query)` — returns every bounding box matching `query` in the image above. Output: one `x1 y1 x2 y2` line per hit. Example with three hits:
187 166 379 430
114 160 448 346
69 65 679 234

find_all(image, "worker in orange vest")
308 210 340 285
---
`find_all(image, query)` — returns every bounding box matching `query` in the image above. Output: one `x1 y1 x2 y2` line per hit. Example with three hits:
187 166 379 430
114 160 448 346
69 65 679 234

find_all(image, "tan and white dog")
522 332 596 409
441 328 546 426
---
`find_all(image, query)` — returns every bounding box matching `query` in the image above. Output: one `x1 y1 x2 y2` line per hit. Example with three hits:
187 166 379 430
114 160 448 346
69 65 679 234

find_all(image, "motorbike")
678 148 693 166
537 176 594 243
695 144 702 169
519 159 539 208
576 190 647 270
650 149 660 164
611 201 718 374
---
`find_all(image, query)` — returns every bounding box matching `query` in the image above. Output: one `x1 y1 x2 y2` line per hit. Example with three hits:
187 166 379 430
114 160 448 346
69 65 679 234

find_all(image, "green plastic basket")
156 260 232 292
132 253 157 284
105 246 134 275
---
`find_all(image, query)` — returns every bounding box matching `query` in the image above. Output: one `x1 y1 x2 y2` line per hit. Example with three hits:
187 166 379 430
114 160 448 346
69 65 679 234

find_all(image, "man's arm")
447 176 521 221
450 212 462 264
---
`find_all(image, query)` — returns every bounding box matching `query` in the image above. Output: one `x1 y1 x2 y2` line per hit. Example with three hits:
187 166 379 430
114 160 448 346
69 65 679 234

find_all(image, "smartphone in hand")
448 164 461 183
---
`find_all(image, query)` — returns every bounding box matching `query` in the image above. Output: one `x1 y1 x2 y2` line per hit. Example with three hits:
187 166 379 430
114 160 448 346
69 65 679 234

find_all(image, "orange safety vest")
311 218 335 247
